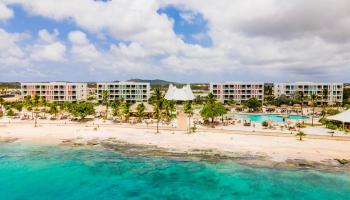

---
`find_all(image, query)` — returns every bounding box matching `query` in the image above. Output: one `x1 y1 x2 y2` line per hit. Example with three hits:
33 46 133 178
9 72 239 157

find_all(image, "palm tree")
322 88 329 118
48 103 59 118
206 92 216 104
296 131 306 141
124 103 131 123
163 100 176 123
152 88 164 133
31 95 40 124
0 97 4 111
310 94 318 126
102 90 109 120
184 101 193 133
136 103 145 123
297 91 306 122
111 100 123 122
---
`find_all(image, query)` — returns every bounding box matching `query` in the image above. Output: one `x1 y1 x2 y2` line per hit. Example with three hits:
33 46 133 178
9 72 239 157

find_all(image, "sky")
0 0 350 83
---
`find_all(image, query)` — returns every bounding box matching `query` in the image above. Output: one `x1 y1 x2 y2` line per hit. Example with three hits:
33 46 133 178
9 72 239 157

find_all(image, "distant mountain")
127 79 176 85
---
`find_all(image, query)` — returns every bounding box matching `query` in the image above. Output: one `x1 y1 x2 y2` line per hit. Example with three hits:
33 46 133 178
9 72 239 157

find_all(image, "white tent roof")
164 84 195 101
327 109 350 123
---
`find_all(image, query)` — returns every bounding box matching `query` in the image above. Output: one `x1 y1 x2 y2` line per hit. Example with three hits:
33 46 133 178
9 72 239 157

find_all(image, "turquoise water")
231 114 308 123
0 143 349 200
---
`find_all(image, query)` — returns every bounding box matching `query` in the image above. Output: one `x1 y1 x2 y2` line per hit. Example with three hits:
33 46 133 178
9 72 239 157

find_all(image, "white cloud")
38 29 58 43
68 30 89 45
68 30 100 63
0 28 28 67
0 3 13 21
29 29 66 62
2 0 350 81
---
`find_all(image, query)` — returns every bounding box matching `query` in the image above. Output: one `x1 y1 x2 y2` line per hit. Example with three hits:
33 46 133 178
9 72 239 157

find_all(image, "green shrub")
6 109 14 116
319 118 328 125
296 122 306 128
326 122 338 130
262 120 269 128
0 111 3 118
326 108 340 116
191 126 197 133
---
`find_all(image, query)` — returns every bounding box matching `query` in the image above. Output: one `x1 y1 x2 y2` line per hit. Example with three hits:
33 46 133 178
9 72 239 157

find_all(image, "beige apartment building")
210 82 264 103
20 82 88 102
274 82 343 104
96 82 150 103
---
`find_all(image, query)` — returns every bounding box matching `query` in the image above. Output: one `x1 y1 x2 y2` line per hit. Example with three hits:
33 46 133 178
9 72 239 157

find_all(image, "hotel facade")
210 82 264 103
20 82 88 102
96 82 150 103
274 82 343 104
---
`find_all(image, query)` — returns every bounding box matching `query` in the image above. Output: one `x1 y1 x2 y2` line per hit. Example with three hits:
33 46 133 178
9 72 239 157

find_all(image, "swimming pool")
226 114 308 123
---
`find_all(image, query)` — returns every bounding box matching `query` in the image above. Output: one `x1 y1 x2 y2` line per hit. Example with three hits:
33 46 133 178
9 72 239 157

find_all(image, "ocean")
0 143 349 200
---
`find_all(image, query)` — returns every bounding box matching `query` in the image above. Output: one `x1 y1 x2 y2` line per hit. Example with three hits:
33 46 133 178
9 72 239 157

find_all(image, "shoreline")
1 122 350 172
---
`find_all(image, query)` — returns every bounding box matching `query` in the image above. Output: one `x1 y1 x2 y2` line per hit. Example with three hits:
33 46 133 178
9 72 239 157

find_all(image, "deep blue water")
0 143 349 200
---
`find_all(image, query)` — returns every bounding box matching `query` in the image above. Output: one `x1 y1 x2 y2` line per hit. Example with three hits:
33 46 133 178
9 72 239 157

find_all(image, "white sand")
1 121 350 163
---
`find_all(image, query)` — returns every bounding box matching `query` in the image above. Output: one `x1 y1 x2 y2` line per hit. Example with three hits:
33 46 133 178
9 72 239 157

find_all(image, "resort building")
210 82 264 103
96 82 150 103
164 84 195 101
20 82 88 102
274 82 343 104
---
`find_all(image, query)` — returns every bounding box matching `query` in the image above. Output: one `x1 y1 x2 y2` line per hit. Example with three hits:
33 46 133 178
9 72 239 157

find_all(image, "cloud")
29 29 66 62
1 0 350 82
68 30 89 45
0 28 28 67
0 3 13 21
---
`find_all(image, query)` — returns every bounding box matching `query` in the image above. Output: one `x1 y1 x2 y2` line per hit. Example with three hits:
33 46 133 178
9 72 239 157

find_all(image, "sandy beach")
1 120 350 171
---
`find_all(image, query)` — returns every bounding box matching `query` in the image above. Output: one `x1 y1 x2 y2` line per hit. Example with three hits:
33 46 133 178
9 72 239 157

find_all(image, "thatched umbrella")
293 104 302 113
266 105 276 112
130 102 154 114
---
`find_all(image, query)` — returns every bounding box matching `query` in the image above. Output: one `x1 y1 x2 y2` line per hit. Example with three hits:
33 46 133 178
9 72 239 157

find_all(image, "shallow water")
0 143 349 200
231 114 308 123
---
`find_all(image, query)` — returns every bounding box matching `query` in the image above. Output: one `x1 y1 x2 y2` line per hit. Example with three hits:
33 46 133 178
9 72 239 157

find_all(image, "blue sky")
0 1 349 83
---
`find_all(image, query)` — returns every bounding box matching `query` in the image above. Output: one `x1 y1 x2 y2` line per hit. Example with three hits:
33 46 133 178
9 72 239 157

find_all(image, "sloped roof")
164 84 195 101
327 109 350 123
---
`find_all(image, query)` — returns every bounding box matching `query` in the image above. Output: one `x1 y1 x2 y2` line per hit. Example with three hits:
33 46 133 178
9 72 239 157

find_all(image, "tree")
244 97 262 112
184 101 194 133
322 88 329 118
68 102 95 119
194 95 202 105
135 103 145 122
163 100 176 123
310 94 318 126
151 88 164 133
0 97 4 109
7 109 14 117
111 100 123 121
264 96 276 106
12 102 23 112
205 92 216 104
296 91 306 117
38 96 46 107
48 103 59 117
296 131 306 141
122 103 130 122
102 90 110 120
275 94 292 106
30 95 40 119
200 101 227 127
